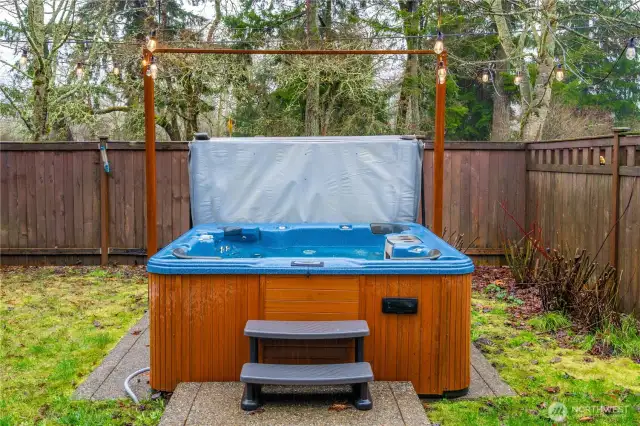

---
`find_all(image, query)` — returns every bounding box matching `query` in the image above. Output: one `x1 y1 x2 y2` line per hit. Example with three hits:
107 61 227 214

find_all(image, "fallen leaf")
550 357 561 364
131 330 142 336
151 392 162 400
93 320 103 328
545 386 560 394
579 416 594 422
328 402 350 412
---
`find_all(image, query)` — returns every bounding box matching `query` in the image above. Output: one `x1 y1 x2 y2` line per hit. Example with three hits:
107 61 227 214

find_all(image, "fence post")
609 127 629 269
99 136 110 266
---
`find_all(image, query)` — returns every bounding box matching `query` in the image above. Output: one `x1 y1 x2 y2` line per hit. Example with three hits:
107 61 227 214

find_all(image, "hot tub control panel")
385 234 433 259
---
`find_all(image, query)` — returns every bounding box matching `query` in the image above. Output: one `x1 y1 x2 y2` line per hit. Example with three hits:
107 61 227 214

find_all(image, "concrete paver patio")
73 313 516 424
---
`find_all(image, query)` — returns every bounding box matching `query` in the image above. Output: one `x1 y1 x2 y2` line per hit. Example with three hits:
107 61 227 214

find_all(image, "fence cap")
612 127 631 133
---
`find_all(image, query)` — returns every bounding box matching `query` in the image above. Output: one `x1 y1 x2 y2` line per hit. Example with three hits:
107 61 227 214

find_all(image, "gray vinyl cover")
189 136 424 224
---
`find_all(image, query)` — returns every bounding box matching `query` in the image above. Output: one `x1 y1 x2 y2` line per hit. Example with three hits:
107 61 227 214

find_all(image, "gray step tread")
244 320 369 339
240 362 373 385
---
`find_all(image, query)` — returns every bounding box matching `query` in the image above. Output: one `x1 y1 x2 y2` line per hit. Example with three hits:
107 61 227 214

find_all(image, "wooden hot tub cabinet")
149 273 471 396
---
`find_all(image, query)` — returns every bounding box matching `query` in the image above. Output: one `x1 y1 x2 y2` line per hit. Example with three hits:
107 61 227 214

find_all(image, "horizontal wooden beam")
527 163 613 175
620 166 640 177
0 142 188 151
527 139 613 150
155 47 437 55
422 142 526 151
463 248 504 255
0 248 100 255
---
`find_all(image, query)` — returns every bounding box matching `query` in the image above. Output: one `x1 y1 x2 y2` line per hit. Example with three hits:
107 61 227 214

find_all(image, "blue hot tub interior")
147 223 474 275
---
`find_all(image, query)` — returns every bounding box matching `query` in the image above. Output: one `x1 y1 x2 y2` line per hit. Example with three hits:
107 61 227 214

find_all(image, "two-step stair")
240 320 374 411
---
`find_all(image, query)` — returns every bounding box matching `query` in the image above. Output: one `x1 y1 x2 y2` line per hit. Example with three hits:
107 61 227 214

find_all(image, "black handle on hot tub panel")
291 260 325 267
172 247 222 260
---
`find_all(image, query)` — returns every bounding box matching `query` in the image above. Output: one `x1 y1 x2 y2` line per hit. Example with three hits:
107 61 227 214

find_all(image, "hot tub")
147 223 473 396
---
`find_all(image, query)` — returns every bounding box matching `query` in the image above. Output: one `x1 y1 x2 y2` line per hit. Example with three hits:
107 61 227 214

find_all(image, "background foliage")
0 0 638 141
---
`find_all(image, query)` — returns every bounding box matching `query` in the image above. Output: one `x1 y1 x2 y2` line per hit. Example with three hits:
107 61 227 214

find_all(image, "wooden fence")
0 135 638 313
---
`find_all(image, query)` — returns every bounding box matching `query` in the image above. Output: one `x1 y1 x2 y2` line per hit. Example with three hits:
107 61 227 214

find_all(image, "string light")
555 63 564 82
75 62 84 79
481 69 490 83
434 31 444 55
514 70 522 86
146 30 157 52
141 56 149 67
626 37 636 60
437 61 447 84
113 63 120 76
19 49 28 67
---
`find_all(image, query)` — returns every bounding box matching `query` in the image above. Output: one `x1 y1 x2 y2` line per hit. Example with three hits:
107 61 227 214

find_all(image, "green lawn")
1 266 638 425
0 266 164 425
427 278 640 425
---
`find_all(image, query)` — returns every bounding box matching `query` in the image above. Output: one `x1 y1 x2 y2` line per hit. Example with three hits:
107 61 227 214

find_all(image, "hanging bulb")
626 38 636 60
514 70 522 86
481 69 490 83
437 61 447 84
75 62 84 79
19 49 28 67
434 31 444 55
142 57 149 67
555 63 564 82
113 64 120 76
147 56 158 79
146 30 157 52
145 65 152 77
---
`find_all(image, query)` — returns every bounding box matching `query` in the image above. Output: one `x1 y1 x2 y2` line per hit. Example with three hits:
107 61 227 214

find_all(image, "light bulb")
514 71 522 86
150 63 158 79
481 70 490 83
76 63 84 79
626 38 636 60
555 64 564 82
145 66 152 77
113 66 120 76
19 49 28 67
142 57 148 67
146 31 157 52
434 31 444 55
437 61 447 84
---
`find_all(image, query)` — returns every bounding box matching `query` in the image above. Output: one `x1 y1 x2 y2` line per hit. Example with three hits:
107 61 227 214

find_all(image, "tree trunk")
490 0 556 141
521 0 557 141
304 0 320 136
396 0 421 134
490 45 510 141
28 0 48 141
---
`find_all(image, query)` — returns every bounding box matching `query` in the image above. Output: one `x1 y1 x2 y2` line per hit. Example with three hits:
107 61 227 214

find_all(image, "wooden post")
99 136 109 265
432 53 447 237
144 51 158 258
609 127 629 269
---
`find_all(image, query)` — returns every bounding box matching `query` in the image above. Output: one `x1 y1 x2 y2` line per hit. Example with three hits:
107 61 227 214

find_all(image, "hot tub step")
244 320 369 340
240 362 373 385
240 362 374 411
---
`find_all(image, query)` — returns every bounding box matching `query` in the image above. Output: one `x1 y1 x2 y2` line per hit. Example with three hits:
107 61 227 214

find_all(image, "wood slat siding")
420 143 526 265
526 135 640 314
148 273 472 395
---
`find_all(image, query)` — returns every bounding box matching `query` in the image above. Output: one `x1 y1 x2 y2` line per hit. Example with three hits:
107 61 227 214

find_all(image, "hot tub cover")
189 136 423 224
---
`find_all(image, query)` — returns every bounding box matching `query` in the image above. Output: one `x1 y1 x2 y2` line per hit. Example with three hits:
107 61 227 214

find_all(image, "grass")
0 266 164 425
529 312 572 333
427 291 640 425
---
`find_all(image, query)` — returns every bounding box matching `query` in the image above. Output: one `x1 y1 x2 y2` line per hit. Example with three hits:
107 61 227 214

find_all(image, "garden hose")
124 367 150 404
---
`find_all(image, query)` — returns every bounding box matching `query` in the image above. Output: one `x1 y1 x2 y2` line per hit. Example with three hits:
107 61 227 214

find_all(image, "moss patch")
427 293 640 425
0 266 164 425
